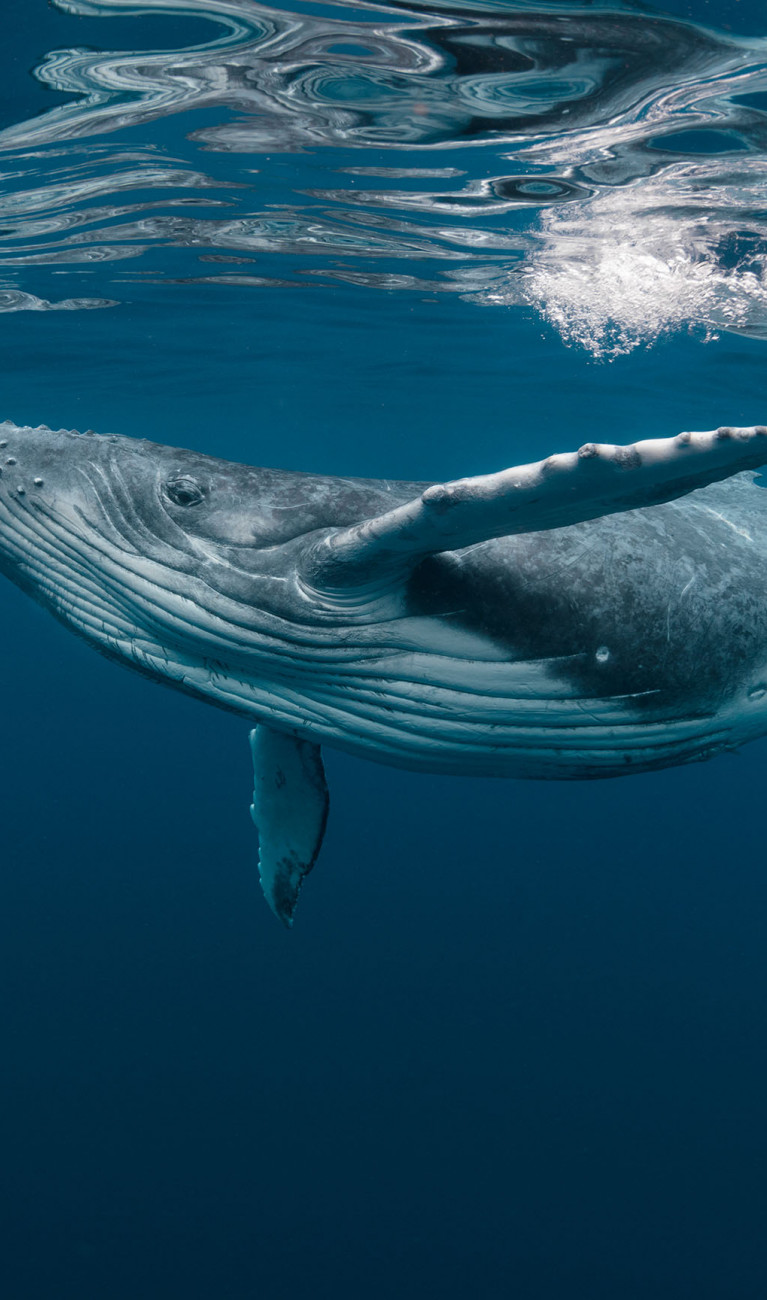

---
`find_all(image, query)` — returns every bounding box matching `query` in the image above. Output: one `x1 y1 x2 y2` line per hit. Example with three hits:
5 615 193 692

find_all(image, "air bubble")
747 683 767 702
595 645 610 663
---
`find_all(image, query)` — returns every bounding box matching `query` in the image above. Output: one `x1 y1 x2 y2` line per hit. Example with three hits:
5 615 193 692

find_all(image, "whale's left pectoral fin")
304 426 767 592
249 726 329 927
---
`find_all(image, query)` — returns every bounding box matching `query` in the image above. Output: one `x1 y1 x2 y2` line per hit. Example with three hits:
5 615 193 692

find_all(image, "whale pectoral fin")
305 426 767 590
249 726 329 927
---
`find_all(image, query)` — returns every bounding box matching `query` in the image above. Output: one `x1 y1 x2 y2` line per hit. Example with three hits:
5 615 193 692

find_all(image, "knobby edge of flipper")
249 725 329 927
303 426 767 593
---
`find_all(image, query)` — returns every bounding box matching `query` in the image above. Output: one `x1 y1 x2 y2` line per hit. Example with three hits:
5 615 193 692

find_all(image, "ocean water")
1 1 767 1296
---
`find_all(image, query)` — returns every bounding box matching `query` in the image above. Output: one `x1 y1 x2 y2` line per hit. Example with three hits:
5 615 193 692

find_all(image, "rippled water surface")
3 0 767 354
2 4 767 1299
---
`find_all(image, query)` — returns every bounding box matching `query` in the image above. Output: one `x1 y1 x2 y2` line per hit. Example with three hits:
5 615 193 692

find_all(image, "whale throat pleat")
305 427 767 592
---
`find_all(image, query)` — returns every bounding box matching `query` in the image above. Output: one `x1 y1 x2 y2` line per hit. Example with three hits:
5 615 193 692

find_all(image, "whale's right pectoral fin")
304 426 767 593
249 726 329 927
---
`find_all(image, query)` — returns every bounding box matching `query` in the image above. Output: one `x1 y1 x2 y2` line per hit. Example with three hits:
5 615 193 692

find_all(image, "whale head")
0 423 253 676
0 422 312 687
0 420 410 703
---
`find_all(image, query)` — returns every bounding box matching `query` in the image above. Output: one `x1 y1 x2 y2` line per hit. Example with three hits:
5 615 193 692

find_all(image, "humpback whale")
1 418 767 923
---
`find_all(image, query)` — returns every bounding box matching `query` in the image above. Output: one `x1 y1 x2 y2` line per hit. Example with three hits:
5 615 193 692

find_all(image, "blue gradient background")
1 4 767 1298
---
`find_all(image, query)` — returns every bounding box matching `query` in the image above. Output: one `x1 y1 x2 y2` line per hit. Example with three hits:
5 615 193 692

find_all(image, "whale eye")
165 477 205 507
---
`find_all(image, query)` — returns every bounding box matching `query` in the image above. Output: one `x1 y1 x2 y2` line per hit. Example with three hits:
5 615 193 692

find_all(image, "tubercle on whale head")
0 420 258 552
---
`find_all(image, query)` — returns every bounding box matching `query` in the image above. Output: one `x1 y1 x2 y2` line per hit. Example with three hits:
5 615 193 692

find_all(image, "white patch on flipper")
249 725 328 927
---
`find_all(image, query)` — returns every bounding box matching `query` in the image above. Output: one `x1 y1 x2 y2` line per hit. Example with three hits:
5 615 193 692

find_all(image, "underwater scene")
1 0 767 1295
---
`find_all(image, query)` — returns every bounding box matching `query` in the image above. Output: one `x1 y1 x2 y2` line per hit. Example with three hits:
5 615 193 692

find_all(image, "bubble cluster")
518 165 767 357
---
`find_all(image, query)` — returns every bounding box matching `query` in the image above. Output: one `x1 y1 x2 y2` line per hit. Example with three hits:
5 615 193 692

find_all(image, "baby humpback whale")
2 418 767 923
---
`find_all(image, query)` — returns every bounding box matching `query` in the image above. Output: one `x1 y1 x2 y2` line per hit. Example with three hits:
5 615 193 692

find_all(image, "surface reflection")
0 0 765 353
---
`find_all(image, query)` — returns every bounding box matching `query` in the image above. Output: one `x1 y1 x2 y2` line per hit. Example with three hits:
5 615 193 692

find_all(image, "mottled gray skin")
412 473 767 771
2 421 767 780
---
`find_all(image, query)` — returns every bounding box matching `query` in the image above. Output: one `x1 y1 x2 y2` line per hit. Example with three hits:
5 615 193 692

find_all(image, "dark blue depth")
1 3 767 1298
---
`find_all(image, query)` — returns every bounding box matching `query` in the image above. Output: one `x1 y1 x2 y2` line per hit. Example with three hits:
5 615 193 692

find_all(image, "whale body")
1 418 767 922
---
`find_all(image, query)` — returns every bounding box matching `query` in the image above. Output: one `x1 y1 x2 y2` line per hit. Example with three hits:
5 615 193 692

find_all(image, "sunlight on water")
1 0 767 355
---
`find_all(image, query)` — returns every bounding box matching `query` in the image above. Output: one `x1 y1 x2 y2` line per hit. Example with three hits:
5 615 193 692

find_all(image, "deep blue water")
2 1 767 1296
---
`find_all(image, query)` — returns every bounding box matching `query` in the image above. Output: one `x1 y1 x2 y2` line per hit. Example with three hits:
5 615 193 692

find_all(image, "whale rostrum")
1 419 767 924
